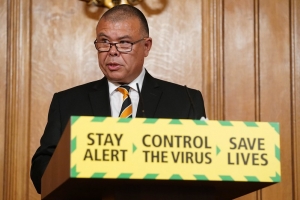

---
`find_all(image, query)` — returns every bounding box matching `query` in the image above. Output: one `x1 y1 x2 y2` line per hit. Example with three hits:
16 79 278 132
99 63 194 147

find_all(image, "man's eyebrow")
118 35 132 40
96 33 133 40
97 33 108 38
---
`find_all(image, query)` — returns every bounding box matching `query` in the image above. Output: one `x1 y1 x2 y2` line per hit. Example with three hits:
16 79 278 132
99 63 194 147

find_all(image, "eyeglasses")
94 38 147 53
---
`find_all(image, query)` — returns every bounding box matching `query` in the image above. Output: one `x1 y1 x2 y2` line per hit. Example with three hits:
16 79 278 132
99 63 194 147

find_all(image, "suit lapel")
89 72 162 118
89 77 111 117
136 71 162 118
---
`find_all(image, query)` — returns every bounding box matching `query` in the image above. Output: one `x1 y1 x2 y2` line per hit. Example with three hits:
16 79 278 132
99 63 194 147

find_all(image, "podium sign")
70 116 280 183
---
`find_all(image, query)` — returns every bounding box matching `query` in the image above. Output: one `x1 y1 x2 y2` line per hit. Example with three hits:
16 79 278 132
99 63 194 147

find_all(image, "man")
31 4 206 194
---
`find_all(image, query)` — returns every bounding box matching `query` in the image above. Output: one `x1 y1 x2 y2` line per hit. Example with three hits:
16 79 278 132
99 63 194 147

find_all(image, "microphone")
185 85 196 120
136 83 146 118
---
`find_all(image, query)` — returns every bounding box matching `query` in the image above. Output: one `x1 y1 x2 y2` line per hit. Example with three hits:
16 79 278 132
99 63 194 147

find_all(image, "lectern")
42 116 281 200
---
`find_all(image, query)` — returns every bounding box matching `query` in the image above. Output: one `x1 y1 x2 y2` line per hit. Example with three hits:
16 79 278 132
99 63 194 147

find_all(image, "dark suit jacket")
30 71 206 194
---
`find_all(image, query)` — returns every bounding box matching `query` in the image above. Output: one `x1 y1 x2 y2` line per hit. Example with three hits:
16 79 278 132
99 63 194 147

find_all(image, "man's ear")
144 37 152 57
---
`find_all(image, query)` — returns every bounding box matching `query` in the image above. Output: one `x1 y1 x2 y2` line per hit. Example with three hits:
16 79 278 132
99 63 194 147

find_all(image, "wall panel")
224 1 257 199
0 0 7 198
201 0 224 120
259 0 293 199
224 0 256 121
4 0 31 199
292 0 300 199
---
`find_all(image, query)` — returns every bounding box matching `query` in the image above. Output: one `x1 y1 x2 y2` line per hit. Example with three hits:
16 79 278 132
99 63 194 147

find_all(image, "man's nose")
108 44 119 56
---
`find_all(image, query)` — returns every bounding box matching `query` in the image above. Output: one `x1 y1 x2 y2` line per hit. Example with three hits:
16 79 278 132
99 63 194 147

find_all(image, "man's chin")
105 75 129 84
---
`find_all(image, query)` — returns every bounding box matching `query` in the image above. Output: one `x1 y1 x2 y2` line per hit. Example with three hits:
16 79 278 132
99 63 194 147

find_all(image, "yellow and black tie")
117 85 132 118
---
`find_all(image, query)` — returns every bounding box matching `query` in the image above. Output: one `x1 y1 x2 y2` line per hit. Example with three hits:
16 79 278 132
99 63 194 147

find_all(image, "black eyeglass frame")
94 38 147 53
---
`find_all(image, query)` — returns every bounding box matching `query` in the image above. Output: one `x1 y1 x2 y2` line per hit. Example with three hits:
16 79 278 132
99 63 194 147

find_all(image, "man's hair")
100 5 149 36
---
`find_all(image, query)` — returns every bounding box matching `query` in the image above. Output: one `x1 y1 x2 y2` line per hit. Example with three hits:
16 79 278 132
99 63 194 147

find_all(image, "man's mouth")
106 62 121 71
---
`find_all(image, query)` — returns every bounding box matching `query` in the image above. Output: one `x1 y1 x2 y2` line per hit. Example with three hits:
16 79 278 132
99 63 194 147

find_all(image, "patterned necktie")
117 85 132 118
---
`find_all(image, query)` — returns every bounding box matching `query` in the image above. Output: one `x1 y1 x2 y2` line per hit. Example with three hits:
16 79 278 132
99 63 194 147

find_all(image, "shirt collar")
108 68 146 94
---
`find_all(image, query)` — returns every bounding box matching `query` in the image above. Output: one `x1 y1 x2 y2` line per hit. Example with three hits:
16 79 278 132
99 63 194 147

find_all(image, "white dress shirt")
108 68 145 118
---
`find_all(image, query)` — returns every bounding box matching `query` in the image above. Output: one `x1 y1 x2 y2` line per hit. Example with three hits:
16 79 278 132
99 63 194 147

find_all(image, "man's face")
96 17 152 84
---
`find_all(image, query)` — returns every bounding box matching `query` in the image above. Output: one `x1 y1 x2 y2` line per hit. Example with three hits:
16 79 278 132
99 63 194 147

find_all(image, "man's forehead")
97 17 140 28
96 18 141 37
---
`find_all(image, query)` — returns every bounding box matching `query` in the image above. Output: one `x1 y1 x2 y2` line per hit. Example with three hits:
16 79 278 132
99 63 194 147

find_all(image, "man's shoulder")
154 77 186 88
150 75 199 93
55 78 106 96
